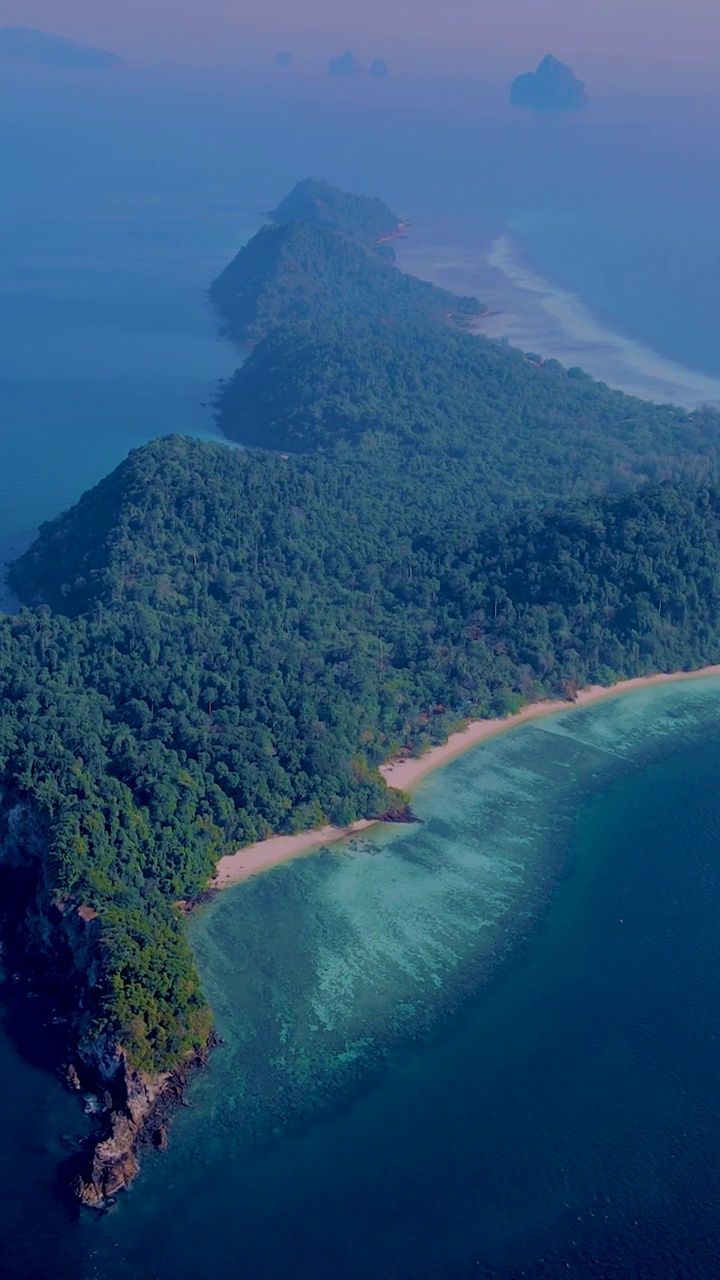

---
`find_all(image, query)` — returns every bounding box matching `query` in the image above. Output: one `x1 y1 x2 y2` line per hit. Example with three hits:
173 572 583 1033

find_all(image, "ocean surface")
18 676 720 1279
2 59 720 1280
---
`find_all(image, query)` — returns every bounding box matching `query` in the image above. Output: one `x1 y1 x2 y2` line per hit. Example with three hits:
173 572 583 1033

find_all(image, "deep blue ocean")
2 60 720 1279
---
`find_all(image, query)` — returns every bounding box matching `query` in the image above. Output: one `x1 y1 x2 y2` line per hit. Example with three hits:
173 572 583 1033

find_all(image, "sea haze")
2 67 720 588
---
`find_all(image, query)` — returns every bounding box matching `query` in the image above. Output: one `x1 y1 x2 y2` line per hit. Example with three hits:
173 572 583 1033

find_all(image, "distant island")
511 54 588 112
4 176 720 1211
329 49 360 76
0 26 122 69
369 58 388 78
275 50 292 68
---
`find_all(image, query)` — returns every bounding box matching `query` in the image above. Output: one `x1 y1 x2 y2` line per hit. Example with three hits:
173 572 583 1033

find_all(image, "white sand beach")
212 666 720 889
394 234 720 410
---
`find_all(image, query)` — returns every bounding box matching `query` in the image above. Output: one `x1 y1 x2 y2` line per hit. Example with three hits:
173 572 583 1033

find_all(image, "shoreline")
393 233 720 411
212 665 720 889
481 234 720 410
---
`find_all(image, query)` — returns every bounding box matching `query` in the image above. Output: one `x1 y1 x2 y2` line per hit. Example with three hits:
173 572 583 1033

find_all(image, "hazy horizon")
2 0 720 80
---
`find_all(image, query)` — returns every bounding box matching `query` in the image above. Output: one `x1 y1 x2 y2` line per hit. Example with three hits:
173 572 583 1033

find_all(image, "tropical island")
3 179 720 1206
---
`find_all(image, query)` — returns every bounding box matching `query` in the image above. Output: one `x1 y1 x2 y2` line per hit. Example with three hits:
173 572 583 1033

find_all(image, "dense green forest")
211 182 719 509
7 437 720 1071
216 316 718 506
4 179 720 1089
209 219 480 347
270 177 401 250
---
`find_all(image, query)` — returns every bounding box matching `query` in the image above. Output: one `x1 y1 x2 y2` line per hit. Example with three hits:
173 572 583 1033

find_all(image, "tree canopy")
4 180 720 1077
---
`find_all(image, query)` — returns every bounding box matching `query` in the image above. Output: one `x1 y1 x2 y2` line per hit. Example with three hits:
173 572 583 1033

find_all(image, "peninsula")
3 179 720 1207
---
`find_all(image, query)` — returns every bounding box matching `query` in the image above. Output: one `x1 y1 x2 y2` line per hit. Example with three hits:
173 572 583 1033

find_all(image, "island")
369 58 388 78
0 26 122 69
511 54 588 112
275 50 292 68
3 179 720 1207
329 50 359 76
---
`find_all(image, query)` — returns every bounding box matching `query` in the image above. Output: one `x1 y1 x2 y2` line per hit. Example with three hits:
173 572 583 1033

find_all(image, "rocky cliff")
0 795 210 1208
73 1043 209 1207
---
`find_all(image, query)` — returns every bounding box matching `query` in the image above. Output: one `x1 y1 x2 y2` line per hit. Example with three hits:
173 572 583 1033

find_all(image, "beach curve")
212 665 720 889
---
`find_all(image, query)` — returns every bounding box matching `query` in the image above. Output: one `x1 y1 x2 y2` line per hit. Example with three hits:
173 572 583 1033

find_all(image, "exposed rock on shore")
74 1043 210 1208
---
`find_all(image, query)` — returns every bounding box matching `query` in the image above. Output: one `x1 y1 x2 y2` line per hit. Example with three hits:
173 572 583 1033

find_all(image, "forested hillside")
7 434 720 1081
206 180 476 348
4 182 720 1199
270 177 401 249
211 183 720 509
217 316 719 506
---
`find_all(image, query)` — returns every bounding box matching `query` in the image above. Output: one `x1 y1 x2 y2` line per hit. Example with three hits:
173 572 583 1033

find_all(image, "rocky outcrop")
511 55 588 113
1 799 47 868
74 1041 210 1208
329 50 359 76
74 1051 166 1206
78 1112 140 1207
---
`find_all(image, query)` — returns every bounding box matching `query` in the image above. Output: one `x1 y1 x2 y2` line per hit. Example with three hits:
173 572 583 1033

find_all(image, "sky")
1 0 719 73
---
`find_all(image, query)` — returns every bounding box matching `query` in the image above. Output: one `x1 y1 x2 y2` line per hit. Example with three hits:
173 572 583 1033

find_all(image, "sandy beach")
394 235 720 411
212 665 720 889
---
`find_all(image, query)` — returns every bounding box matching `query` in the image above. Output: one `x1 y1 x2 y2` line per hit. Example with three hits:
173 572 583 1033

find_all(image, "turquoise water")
74 679 720 1279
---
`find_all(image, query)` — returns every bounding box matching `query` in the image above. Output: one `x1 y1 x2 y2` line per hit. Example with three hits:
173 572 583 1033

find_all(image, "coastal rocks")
153 1124 169 1151
63 1063 82 1090
76 1112 140 1207
511 54 588 113
380 802 419 824
74 1042 211 1208
74 1047 168 1207
0 792 213 1210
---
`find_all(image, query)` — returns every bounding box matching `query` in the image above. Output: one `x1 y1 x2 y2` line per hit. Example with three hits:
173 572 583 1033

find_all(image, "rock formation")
74 1047 209 1207
511 54 588 113
329 50 359 76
